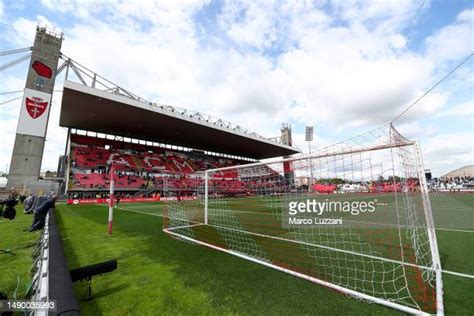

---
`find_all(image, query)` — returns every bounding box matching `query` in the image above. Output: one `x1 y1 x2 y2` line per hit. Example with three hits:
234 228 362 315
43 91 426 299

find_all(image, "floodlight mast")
204 171 208 225
108 163 115 234
305 126 314 187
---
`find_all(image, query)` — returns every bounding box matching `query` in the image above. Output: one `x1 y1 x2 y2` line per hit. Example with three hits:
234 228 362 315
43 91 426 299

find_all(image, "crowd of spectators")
69 135 473 197
428 176 474 191
69 135 248 193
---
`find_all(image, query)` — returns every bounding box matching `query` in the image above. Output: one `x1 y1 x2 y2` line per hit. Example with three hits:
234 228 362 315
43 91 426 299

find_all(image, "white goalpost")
162 124 444 315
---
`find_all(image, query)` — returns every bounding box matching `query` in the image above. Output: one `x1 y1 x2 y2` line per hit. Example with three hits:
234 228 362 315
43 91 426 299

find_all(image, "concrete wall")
8 134 46 187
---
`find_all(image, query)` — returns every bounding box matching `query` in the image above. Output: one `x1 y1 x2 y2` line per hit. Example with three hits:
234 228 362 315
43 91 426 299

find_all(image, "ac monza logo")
25 96 48 119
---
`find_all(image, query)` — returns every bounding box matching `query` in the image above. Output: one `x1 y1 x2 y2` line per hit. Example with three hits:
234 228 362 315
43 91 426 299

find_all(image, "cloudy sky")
0 0 473 177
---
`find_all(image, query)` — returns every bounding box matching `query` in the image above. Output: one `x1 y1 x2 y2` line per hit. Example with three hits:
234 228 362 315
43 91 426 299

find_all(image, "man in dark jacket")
23 194 36 214
28 195 57 232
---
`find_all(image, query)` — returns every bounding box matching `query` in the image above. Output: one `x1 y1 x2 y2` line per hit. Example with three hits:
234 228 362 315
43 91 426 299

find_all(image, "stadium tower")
281 123 295 185
7 27 62 190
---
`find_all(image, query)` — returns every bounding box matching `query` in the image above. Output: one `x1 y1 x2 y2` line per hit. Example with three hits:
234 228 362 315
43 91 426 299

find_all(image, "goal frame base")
163 224 435 315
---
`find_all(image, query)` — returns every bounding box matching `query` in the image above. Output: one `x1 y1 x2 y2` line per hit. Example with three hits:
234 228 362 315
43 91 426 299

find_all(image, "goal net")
162 124 443 315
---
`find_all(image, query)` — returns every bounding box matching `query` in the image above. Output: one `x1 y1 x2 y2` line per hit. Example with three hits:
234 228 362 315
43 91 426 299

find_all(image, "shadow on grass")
55 204 403 315
0 206 41 298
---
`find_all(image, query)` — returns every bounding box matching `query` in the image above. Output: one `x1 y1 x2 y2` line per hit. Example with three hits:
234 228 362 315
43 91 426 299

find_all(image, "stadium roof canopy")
59 80 299 159
442 165 474 178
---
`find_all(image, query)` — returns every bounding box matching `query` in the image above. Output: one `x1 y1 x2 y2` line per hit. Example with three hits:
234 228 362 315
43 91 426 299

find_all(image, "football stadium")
1 5 473 316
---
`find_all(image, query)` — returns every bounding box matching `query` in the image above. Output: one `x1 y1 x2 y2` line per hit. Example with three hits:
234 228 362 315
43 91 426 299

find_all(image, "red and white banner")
67 196 161 205
16 88 52 137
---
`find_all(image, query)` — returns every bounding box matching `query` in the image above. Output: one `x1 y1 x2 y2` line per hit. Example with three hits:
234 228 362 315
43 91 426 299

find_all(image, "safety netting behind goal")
162 124 443 315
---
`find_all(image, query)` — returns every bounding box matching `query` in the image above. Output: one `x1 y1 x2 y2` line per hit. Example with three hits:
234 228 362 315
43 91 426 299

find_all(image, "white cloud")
0 75 25 117
0 118 18 173
389 34 407 49
422 133 474 176
395 122 438 140
435 100 474 118
393 90 447 124
426 9 474 63
0 0 472 176
43 92 68 172
218 0 279 49
282 51 436 127
331 0 429 33
3 15 59 46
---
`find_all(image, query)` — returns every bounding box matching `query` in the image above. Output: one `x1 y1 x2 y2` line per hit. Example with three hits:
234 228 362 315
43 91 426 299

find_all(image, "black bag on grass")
2 197 17 220
3 206 16 220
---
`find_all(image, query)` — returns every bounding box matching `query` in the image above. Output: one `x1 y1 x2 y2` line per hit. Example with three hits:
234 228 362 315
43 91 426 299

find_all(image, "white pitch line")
435 227 474 233
213 208 474 234
163 228 430 316
165 223 204 231
112 205 203 226
114 206 164 217
209 208 275 216
118 206 474 233
211 209 474 233
341 219 474 233
113 205 474 280
442 270 474 279
432 208 474 212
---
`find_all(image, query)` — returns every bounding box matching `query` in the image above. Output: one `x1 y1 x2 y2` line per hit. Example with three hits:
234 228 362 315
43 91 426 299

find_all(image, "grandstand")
60 80 300 200
68 133 251 194
428 165 474 192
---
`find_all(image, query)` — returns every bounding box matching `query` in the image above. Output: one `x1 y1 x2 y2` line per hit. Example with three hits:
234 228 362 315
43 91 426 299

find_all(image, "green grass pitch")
0 194 473 315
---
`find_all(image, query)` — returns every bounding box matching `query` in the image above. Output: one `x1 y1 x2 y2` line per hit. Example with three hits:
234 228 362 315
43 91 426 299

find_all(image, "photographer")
28 194 57 232
23 194 36 214
0 192 18 220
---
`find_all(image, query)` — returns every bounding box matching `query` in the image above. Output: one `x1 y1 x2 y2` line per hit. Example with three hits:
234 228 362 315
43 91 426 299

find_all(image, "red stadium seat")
69 135 255 192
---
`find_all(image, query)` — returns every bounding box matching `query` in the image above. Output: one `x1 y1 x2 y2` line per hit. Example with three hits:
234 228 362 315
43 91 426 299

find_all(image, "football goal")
162 124 443 315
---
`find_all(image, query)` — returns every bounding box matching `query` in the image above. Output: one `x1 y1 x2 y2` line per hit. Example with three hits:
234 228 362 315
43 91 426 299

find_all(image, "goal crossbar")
206 141 415 173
